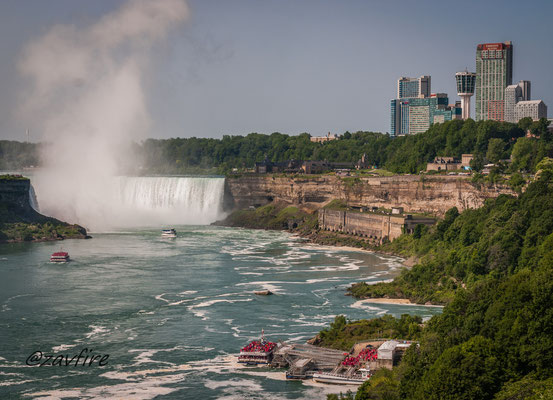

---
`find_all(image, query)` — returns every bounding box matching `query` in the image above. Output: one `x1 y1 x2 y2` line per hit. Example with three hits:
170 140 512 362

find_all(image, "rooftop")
516 100 544 105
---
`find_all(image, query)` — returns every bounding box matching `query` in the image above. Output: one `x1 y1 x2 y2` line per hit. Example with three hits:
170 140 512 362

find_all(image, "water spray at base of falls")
32 176 226 231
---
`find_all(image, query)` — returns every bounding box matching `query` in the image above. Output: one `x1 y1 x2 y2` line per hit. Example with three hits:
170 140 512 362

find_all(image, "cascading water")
32 175 227 231
28 184 40 212
113 176 226 227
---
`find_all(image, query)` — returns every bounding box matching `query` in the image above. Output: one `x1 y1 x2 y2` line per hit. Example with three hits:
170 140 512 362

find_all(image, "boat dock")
267 339 416 383
271 343 346 378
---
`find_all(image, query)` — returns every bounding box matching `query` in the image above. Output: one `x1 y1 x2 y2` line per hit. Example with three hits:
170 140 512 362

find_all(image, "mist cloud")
18 0 189 230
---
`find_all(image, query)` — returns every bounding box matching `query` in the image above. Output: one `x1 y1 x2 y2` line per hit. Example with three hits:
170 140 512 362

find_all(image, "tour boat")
238 330 277 365
312 368 371 385
161 229 177 238
50 251 70 263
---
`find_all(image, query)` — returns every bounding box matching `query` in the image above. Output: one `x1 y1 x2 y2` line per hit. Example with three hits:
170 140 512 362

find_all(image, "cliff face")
0 178 37 221
0 176 88 242
225 175 516 216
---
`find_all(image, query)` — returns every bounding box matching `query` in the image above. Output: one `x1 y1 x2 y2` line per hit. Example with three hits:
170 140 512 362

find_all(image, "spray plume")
18 0 189 230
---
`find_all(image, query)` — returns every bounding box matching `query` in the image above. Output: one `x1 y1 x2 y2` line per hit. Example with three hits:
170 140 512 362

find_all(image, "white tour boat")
161 229 177 238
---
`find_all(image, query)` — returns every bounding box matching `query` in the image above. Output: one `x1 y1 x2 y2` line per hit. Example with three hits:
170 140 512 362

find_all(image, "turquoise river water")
0 226 442 399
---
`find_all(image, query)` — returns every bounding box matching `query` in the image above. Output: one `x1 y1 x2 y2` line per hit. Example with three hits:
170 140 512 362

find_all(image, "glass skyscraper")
390 93 458 136
397 76 431 99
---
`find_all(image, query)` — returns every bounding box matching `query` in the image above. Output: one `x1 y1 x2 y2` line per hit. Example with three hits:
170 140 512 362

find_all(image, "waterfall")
114 176 226 226
29 183 40 212
32 175 226 231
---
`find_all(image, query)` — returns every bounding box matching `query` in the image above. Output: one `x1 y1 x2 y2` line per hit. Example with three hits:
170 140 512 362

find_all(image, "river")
0 177 442 399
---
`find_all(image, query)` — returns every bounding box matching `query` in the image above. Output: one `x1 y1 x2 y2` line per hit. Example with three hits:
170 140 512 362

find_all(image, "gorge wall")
224 175 516 216
0 177 37 221
0 176 88 242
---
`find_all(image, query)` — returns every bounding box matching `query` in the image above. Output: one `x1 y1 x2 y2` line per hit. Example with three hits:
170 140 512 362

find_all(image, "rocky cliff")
224 174 516 216
0 177 40 222
0 176 88 242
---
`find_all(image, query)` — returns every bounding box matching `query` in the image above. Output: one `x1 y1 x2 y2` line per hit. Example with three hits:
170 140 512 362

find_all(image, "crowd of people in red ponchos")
241 340 277 353
342 346 378 366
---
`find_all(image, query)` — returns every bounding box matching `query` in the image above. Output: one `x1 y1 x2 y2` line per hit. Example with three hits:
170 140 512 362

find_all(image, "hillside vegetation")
349 159 553 305
139 118 551 174
214 202 317 235
316 314 423 351
326 167 553 400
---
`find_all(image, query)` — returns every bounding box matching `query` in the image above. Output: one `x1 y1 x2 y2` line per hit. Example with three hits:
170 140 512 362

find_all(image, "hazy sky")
0 0 552 141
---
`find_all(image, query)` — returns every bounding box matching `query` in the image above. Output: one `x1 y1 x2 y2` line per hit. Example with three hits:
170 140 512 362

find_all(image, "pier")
268 339 416 382
272 343 346 378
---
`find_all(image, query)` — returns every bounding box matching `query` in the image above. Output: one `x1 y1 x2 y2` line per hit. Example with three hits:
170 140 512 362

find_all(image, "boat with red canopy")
50 251 70 263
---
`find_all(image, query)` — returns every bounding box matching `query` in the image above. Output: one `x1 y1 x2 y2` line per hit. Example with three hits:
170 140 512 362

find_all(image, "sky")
0 0 552 142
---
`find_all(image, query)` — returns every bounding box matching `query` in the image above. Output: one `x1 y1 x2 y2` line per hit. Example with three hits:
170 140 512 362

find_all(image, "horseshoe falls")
32 176 226 231
114 176 226 226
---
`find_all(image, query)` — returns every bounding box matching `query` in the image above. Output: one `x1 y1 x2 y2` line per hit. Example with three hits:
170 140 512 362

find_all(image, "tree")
511 137 536 172
436 207 459 239
419 336 503 400
518 116 533 132
529 118 550 138
508 172 525 193
413 224 428 239
495 376 553 400
355 369 400 400
485 138 506 163
470 153 485 172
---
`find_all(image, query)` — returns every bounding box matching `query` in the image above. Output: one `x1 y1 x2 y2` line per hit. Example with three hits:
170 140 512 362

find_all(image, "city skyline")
0 0 552 141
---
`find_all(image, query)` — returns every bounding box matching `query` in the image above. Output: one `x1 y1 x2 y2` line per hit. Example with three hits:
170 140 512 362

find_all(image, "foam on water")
188 298 253 320
0 226 444 399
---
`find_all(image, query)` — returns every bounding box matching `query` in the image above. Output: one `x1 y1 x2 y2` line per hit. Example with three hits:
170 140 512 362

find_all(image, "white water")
28 184 40 212
33 176 226 231
114 176 226 226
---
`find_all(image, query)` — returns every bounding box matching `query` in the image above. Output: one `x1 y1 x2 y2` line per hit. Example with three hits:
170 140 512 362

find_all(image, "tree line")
3 117 551 175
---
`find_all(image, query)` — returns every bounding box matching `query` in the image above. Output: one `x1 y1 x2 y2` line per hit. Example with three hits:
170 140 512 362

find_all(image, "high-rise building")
455 71 476 120
475 41 513 121
434 101 462 124
390 99 401 136
391 90 460 136
391 76 431 135
504 81 530 123
390 99 410 136
397 76 431 99
401 94 451 135
505 80 533 123
400 101 410 134
505 84 522 123
518 80 531 101
514 100 548 122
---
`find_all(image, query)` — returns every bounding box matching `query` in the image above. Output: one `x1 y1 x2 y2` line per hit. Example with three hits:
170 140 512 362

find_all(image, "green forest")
138 117 551 174
326 164 553 400
2 117 551 175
